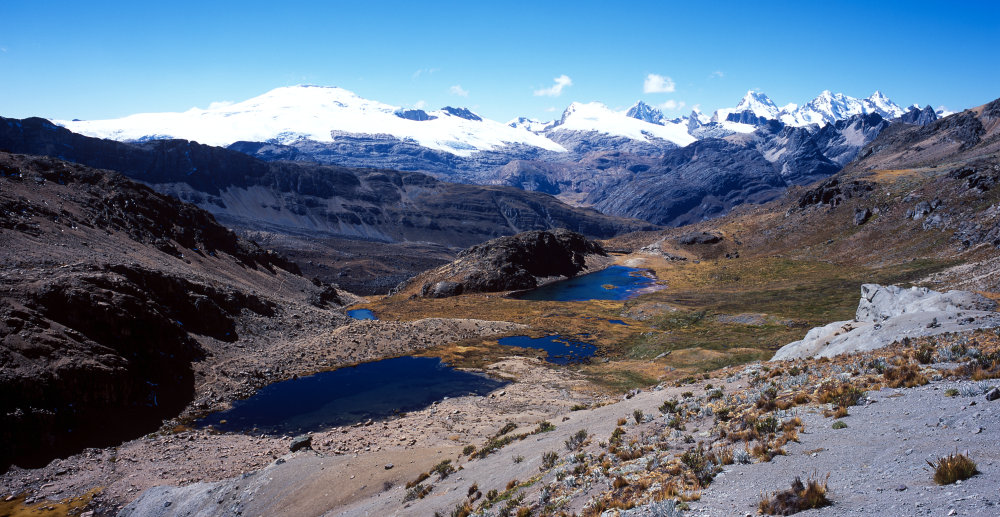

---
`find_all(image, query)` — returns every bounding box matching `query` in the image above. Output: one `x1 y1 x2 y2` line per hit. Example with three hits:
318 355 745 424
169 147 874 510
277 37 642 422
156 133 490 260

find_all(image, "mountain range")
48 86 944 228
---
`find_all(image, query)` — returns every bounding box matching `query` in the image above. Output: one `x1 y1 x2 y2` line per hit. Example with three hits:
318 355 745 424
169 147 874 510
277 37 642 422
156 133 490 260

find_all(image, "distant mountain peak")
625 101 664 125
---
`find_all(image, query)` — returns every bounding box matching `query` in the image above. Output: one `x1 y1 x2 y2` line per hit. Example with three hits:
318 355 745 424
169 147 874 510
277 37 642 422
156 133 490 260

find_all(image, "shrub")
432 459 456 479
707 389 724 401
944 388 959 397
883 363 929 388
733 448 752 464
565 429 589 451
496 422 517 436
832 420 847 429
570 404 588 411
404 483 432 501
541 451 558 470
462 445 476 456
534 421 556 433
915 343 935 364
659 399 679 414
928 452 978 485
406 472 430 489
513 455 524 464
817 382 865 408
633 409 644 424
758 475 831 515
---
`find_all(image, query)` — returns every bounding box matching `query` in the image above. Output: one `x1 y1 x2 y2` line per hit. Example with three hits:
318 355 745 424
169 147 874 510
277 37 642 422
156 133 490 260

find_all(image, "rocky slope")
396 229 608 298
0 151 350 470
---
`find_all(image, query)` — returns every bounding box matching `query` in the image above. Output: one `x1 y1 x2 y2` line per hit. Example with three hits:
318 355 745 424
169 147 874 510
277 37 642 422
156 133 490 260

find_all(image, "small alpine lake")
512 265 658 302
197 356 506 435
347 308 377 320
497 335 597 364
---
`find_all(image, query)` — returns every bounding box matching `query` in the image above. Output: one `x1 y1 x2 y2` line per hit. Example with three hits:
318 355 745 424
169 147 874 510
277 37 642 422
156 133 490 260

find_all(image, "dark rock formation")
898 105 938 125
797 178 876 208
410 229 606 297
441 107 482 121
394 109 435 121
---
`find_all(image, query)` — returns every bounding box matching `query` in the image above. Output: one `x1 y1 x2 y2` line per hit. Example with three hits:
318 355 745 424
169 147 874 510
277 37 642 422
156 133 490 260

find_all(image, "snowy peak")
733 90 780 119
778 90 907 127
57 85 565 157
625 101 664 125
549 101 695 147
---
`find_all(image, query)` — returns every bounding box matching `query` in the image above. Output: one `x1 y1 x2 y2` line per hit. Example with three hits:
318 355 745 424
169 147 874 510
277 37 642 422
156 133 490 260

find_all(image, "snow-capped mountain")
704 89 910 132
776 90 908 127
549 101 695 147
57 85 566 157
713 90 780 125
57 85 921 164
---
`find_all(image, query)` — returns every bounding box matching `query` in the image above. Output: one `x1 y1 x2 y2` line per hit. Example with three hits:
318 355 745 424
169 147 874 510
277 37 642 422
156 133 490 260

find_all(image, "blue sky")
1 1 998 122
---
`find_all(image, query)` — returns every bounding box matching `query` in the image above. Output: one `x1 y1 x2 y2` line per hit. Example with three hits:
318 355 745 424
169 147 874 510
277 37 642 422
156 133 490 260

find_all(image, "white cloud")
659 100 686 111
545 106 557 112
0 47 7 53
709 70 724 79
449 84 469 97
643 74 675 93
412 67 440 79
534 75 573 97
414 100 426 109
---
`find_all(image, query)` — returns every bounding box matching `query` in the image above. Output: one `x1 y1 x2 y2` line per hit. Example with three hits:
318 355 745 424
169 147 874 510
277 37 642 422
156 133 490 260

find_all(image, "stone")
854 207 872 225
677 231 723 245
384 463 394 470
289 434 312 452
986 388 1000 401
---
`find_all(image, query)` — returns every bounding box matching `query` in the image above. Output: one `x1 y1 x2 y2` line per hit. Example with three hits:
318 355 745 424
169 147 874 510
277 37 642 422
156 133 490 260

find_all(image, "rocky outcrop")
796 177 876 208
406 229 606 298
898 105 938 126
0 152 335 470
771 284 1000 360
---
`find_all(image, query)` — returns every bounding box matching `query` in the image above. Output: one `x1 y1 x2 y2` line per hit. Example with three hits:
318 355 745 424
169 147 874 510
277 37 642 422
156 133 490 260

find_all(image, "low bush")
928 452 978 485
758 475 831 515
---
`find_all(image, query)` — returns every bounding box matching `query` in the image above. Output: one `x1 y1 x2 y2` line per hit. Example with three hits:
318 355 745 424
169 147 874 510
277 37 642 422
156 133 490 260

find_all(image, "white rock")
772 284 1000 360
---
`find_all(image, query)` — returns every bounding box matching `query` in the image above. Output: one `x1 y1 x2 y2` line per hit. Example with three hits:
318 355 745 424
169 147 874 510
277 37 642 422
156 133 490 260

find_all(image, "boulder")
855 284 996 322
772 284 1000 360
677 231 723 245
289 434 312 452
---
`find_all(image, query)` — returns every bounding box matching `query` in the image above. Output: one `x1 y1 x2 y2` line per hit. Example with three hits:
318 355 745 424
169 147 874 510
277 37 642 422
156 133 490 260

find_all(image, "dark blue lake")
197 356 506 435
513 265 657 301
497 335 597 365
347 308 377 320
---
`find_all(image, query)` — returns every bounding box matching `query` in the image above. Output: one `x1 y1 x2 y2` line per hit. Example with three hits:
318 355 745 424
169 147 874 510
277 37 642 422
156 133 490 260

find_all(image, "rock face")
407 229 606 297
772 284 1000 360
0 152 332 470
